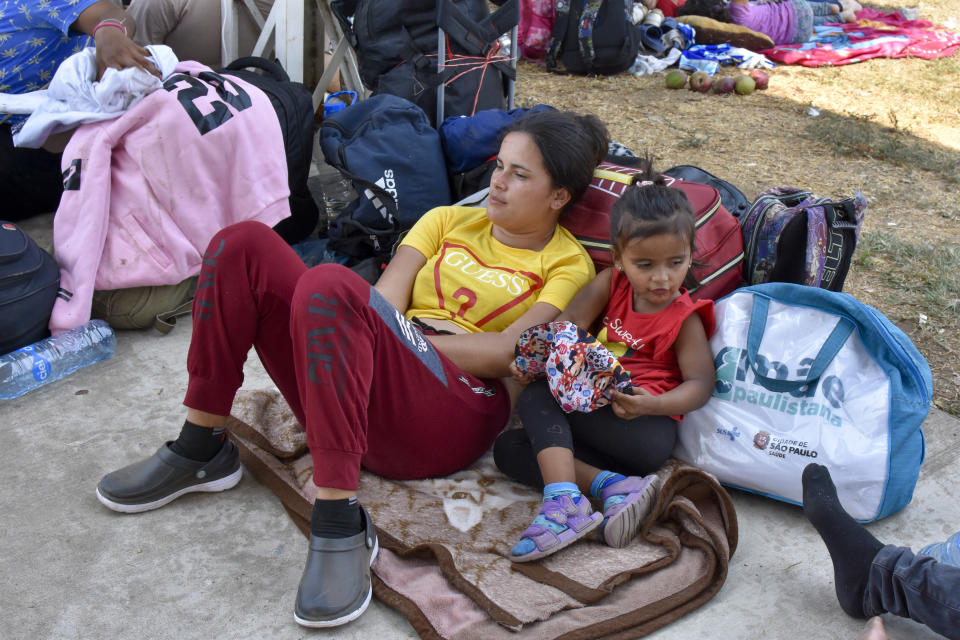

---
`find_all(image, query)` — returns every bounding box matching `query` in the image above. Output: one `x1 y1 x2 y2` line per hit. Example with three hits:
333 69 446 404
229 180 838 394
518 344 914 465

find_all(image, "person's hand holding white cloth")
11 45 179 148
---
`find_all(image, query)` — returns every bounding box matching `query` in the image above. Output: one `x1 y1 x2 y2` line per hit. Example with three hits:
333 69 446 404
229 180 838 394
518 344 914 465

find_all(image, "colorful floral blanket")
762 8 960 66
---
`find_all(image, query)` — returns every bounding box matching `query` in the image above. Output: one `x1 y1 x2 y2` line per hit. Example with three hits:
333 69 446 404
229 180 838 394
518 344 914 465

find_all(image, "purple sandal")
510 493 602 563
600 475 659 548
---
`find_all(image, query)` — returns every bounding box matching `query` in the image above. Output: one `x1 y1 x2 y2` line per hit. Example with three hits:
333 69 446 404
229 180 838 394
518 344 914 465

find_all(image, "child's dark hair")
677 0 732 22
503 110 610 208
609 155 700 290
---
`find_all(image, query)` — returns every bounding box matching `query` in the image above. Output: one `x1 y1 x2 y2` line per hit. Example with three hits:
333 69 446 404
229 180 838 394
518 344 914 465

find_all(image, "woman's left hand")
94 27 160 80
609 386 657 420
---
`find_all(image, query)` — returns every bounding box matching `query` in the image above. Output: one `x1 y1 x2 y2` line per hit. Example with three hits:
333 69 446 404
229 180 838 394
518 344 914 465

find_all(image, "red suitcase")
560 162 745 301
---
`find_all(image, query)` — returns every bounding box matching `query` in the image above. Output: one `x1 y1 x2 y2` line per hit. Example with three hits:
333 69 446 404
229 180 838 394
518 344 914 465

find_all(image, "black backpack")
547 0 641 75
220 57 321 244
665 164 752 219
319 94 452 262
0 221 60 354
331 0 518 125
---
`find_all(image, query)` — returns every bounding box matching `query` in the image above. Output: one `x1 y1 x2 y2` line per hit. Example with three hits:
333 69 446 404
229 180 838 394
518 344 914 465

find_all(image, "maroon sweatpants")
184 221 511 490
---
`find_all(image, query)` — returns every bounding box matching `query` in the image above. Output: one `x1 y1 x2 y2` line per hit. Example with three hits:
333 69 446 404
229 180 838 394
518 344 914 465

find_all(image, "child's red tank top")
597 269 715 416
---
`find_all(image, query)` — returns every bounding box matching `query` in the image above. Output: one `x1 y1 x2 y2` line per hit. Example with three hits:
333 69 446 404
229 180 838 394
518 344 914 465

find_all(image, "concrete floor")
3 213 958 640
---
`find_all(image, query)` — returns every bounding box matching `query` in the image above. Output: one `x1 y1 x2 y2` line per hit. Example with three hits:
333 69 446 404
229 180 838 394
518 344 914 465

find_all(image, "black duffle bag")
665 164 752 219
0 221 60 354
220 57 322 244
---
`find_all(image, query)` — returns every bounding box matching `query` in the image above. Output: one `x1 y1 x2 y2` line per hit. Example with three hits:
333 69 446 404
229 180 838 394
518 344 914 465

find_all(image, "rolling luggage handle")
746 294 854 393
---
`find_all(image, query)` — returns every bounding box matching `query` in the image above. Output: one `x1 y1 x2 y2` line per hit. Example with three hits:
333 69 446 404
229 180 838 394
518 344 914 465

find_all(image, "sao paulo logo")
754 431 770 450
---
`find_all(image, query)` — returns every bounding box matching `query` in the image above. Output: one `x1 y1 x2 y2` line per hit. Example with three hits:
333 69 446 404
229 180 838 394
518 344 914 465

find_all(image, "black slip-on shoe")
96 440 242 513
294 505 380 628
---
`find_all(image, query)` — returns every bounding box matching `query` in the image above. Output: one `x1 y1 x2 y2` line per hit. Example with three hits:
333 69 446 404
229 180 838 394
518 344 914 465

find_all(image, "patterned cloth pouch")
514 321 632 413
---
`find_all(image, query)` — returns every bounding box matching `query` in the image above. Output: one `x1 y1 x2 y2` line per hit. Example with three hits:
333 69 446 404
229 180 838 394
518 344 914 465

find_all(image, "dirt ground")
512 0 960 414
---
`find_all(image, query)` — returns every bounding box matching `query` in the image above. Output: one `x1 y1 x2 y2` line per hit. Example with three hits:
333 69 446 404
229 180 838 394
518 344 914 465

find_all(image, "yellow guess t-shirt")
400 206 595 334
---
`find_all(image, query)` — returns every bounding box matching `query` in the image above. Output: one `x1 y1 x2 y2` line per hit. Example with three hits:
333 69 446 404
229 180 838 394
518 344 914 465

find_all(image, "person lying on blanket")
679 0 863 45
94 108 608 629
1 0 159 221
495 160 716 562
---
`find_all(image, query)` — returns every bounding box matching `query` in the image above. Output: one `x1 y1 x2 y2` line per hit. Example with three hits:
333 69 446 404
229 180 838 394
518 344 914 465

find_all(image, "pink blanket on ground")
226 389 738 639
762 8 960 66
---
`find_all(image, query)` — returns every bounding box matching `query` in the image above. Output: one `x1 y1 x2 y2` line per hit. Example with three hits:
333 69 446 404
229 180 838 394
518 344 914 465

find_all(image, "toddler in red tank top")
499 158 717 562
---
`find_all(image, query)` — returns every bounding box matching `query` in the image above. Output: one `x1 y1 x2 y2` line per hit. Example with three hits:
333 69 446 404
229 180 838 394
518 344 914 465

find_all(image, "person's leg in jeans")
863 546 960 639
97 220 308 512
808 0 842 26
803 463 960 640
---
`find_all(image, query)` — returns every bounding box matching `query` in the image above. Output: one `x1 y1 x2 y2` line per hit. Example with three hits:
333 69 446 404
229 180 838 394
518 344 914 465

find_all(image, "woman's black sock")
802 463 884 618
310 497 363 539
169 420 225 461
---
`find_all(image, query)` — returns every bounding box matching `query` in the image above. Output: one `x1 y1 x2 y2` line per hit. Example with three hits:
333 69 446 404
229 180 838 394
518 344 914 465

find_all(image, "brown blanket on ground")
226 389 738 639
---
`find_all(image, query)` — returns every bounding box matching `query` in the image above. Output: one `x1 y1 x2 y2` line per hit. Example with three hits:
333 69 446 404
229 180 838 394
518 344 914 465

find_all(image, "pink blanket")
762 8 960 66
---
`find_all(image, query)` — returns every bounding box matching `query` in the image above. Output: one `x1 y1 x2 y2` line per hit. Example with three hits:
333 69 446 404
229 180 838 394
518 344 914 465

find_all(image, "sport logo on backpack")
740 188 867 292
367 170 400 220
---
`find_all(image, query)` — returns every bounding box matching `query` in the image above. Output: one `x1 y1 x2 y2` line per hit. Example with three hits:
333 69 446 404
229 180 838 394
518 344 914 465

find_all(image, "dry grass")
514 0 960 414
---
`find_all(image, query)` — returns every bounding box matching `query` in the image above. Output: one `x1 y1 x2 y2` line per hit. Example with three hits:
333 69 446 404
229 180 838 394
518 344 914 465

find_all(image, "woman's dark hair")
502 109 610 208
609 155 700 289
677 0 732 22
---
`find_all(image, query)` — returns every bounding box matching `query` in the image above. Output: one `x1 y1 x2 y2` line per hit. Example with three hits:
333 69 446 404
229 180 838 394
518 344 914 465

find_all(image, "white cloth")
0 91 45 115
728 46 776 69
629 47 683 76
11 45 179 148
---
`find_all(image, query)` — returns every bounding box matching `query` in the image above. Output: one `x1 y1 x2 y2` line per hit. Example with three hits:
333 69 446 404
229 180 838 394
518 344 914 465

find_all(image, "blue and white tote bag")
676 283 932 522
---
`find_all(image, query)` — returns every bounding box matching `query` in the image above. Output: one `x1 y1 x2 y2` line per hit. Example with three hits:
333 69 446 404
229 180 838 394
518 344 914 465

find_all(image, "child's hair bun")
627 153 665 189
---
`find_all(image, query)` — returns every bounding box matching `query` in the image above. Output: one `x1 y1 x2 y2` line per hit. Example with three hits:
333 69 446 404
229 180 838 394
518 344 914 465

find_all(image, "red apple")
749 69 770 90
689 71 713 93
712 77 736 94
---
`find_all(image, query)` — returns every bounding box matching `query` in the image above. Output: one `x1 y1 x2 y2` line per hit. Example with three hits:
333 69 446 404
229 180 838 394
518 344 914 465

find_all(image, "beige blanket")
227 389 738 639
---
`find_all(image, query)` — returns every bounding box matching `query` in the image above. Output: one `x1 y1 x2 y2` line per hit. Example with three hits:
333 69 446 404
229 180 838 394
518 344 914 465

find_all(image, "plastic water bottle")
323 90 358 119
919 531 960 568
0 319 116 400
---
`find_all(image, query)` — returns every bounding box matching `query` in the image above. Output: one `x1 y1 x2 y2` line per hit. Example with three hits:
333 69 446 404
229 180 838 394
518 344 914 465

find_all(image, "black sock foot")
802 463 884 618
310 497 363 539
169 420 225 462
